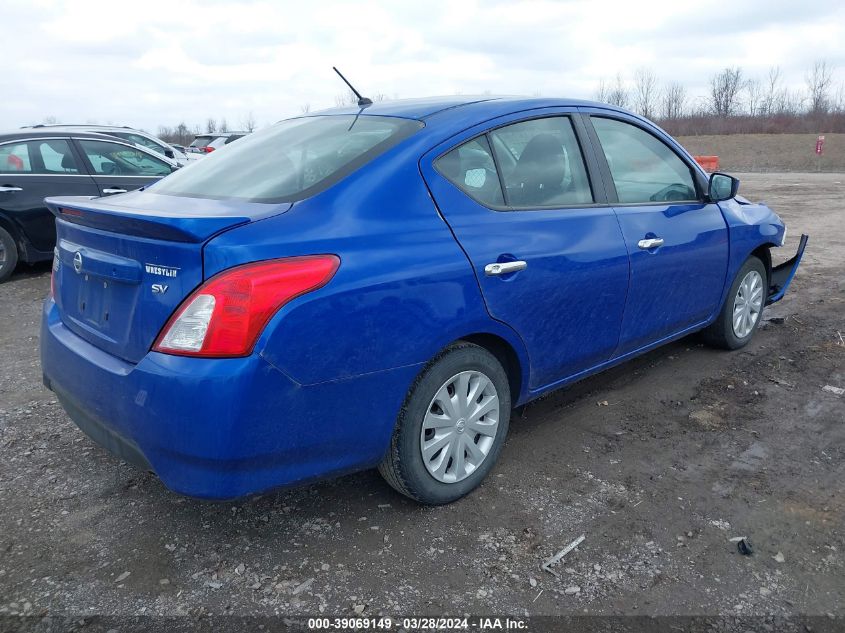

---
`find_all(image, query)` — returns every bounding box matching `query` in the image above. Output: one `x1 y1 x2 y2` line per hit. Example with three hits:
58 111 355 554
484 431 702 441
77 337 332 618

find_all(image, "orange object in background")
694 155 720 172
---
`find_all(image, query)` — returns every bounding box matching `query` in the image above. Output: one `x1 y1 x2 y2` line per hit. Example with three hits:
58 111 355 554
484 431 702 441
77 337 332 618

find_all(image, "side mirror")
708 172 739 202
165 149 175 158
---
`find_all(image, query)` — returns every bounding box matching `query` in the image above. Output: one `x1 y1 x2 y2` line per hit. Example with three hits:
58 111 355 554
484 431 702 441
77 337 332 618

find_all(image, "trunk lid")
47 190 290 363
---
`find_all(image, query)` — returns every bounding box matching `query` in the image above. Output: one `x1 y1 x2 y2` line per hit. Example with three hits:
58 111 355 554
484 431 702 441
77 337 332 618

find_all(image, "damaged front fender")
767 233 809 305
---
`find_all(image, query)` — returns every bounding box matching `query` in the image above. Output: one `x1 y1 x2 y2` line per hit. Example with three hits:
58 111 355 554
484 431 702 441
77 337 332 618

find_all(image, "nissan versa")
40 96 807 504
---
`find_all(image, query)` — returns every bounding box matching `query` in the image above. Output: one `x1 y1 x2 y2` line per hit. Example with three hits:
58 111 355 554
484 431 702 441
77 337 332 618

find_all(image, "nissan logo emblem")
73 251 83 274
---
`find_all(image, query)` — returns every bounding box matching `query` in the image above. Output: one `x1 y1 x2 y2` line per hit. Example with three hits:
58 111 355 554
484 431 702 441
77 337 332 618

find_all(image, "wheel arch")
750 243 775 286
454 332 526 406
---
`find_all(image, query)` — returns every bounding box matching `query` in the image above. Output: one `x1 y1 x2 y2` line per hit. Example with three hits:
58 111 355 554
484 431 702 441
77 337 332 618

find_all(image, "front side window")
591 117 697 204
155 116 422 202
489 117 593 207
435 136 504 207
78 140 172 176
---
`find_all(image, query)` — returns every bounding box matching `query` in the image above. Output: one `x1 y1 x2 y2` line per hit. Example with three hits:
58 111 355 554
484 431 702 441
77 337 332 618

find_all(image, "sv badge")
151 283 169 295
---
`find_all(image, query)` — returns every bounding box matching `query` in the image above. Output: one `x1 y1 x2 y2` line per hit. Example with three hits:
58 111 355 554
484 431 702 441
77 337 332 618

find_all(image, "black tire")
379 342 511 505
702 256 767 350
0 226 18 283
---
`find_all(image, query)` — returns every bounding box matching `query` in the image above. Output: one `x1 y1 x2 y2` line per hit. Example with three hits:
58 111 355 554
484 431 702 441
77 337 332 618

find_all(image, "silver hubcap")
420 370 500 484
733 270 764 338
0 240 6 264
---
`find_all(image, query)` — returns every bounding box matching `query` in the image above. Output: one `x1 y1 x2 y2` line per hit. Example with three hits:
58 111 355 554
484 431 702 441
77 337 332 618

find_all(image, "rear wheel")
702 256 767 350
379 342 511 504
0 227 18 283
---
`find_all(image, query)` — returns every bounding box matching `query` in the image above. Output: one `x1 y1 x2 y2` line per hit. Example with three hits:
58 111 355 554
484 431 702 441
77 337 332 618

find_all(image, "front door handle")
484 261 528 276
0 185 23 193
102 188 127 194
638 237 664 250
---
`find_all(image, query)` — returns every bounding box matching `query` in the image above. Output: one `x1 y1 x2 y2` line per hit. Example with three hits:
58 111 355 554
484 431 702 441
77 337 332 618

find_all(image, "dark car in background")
0 130 176 281
189 131 248 153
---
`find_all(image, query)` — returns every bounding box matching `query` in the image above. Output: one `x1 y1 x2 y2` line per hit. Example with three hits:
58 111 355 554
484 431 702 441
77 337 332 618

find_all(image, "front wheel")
379 342 511 505
702 256 767 350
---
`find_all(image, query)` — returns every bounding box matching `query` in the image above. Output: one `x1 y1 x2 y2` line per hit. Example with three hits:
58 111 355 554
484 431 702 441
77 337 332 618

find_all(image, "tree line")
596 60 844 135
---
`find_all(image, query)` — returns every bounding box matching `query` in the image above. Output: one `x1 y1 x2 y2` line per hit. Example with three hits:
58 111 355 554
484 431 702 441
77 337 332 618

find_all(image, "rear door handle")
102 188 127 194
637 237 664 250
484 261 528 276
0 185 23 193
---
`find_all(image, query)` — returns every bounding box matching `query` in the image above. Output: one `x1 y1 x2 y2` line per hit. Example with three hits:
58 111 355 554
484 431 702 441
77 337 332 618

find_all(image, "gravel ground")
0 172 843 630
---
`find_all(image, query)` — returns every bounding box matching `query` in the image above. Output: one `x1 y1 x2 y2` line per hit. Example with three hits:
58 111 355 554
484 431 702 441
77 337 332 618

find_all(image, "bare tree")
219 118 229 132
744 78 764 116
805 60 834 114
334 91 358 107
761 66 781 116
660 81 687 120
597 73 629 108
240 111 257 132
205 118 217 133
300 103 312 114
42 115 59 124
709 67 744 116
633 68 658 119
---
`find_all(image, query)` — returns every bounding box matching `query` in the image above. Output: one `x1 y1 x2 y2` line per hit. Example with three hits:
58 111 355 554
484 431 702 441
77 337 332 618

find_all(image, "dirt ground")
0 173 843 630
677 134 845 173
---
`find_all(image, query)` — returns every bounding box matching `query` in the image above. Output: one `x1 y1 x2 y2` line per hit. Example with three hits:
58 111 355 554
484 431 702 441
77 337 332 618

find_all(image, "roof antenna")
333 67 373 107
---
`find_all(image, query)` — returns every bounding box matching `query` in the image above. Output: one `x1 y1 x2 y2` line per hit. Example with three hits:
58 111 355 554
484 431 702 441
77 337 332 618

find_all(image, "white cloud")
1 0 843 132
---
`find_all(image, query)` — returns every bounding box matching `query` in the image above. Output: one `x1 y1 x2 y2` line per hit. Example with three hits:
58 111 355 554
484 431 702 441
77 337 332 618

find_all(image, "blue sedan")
40 96 807 504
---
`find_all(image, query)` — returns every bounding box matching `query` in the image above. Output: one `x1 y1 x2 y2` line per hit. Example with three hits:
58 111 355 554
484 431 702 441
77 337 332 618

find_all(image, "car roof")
307 95 627 121
194 132 248 137
0 129 140 143
22 124 147 133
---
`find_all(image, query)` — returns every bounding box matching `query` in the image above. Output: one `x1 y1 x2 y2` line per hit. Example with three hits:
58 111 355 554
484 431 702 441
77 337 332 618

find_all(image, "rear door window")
591 117 697 204
435 136 504 207
489 117 593 207
36 140 80 173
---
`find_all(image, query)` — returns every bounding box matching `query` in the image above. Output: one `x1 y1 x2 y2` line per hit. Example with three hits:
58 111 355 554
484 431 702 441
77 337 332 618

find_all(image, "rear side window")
490 117 592 207
0 140 79 174
78 140 172 176
156 116 423 202
435 136 504 207
0 142 32 173
591 117 697 204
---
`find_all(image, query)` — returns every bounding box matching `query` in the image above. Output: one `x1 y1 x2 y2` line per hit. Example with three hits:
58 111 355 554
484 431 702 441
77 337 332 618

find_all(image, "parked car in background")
40 97 806 504
22 125 198 166
0 129 176 281
189 131 248 153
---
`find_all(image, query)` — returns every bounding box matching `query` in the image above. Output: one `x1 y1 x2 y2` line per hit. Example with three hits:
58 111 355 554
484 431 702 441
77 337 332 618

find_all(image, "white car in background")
22 124 199 166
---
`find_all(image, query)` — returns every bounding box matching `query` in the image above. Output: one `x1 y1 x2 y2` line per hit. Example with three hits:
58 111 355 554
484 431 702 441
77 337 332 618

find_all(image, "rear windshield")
158 116 422 202
189 137 213 148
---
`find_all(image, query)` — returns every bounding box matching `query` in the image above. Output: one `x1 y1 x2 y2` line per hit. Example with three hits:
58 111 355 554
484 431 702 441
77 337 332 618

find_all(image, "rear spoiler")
46 196 251 243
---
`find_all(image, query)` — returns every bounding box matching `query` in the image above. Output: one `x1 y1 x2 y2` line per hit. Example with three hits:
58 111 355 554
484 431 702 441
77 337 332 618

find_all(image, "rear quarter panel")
202 138 531 396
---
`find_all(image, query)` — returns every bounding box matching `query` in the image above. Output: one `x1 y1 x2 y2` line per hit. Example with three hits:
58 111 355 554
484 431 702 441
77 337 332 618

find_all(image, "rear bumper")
41 300 419 500
767 233 808 305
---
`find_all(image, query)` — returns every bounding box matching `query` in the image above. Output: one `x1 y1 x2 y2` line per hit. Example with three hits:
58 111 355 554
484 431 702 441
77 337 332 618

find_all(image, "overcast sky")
3 0 844 133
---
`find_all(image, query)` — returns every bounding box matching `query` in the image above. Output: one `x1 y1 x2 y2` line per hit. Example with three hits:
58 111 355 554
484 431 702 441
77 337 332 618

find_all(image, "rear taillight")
153 255 340 358
204 146 214 153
